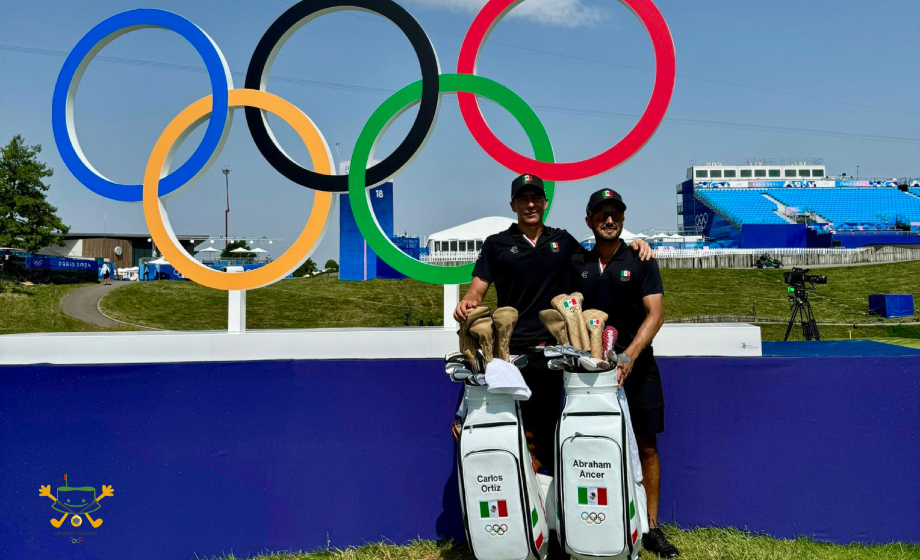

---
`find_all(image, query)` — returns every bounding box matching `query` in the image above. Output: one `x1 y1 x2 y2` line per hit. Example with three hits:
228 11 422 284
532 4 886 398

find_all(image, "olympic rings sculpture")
53 0 674 290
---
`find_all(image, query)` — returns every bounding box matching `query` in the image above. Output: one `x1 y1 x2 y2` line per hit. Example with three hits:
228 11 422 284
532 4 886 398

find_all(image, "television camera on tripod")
783 268 827 341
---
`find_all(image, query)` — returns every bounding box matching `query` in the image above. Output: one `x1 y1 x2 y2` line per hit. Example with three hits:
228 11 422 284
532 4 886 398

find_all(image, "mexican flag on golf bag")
555 368 649 560
458 385 549 559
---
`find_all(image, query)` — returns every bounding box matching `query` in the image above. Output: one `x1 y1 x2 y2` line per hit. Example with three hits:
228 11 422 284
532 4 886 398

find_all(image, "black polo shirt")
567 242 664 356
472 224 583 351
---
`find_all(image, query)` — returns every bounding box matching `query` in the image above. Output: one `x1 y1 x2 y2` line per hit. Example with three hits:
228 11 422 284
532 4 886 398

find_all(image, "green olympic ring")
348 73 555 285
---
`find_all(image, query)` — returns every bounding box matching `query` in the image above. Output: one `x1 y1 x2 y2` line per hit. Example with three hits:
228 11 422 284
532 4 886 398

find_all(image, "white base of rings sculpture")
52 0 674 293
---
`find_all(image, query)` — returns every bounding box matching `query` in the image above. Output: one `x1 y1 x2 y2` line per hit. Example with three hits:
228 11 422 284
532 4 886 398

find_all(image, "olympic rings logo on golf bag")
485 523 509 536
581 511 606 525
53 0 674 290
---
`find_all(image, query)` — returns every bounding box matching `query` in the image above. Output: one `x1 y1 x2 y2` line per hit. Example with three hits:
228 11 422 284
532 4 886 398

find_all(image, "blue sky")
2 0 919 266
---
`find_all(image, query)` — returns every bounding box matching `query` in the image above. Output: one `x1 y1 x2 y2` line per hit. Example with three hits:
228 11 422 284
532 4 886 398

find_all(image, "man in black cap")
568 188 678 558
454 174 653 478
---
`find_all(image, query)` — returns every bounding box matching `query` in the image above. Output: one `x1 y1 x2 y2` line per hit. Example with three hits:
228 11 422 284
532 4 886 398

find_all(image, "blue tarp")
869 294 915 318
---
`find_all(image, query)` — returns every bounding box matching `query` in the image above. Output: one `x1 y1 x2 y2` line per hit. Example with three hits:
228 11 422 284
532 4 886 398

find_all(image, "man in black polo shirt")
568 188 678 558
453 174 652 476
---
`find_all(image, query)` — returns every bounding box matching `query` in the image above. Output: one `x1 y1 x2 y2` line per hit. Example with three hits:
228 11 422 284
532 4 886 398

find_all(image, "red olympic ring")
457 0 675 181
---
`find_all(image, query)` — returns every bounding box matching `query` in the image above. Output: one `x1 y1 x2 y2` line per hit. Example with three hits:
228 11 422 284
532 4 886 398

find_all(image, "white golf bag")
555 370 649 560
458 385 550 560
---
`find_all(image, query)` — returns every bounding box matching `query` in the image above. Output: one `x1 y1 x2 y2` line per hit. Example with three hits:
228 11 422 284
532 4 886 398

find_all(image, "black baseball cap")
586 188 627 216
511 173 546 199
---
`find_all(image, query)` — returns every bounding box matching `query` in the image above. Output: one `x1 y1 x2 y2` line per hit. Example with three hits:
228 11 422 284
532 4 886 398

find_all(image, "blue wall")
339 182 394 281
2 356 918 559
741 224 806 249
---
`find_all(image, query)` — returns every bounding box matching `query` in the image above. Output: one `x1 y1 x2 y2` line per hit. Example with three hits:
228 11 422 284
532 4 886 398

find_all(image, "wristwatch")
617 352 632 365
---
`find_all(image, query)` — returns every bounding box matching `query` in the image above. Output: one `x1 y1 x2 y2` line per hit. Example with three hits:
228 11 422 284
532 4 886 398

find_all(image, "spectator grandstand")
678 160 920 248
694 190 788 226
769 188 920 229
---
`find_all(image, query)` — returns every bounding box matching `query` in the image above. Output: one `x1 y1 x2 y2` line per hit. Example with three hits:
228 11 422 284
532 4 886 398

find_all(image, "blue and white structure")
678 160 920 249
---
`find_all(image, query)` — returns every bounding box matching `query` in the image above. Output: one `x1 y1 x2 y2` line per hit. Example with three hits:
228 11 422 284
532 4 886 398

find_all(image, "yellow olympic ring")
142 89 334 291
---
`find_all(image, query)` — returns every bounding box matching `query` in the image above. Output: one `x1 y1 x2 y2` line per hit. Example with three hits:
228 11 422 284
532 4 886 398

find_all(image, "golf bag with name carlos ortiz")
450 306 550 560
555 368 649 560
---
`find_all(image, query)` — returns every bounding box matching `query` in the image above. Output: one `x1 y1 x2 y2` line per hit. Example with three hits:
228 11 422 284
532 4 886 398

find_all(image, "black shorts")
623 349 665 436
516 350 564 476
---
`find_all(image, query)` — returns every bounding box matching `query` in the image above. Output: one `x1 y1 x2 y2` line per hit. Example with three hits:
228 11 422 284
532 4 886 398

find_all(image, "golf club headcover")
602 326 618 356
491 307 518 361
582 309 609 359
552 293 590 352
539 309 569 345
458 305 491 367
469 315 495 368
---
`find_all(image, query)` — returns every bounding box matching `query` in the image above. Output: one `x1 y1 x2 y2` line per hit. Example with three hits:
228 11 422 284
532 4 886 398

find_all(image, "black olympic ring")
245 0 441 193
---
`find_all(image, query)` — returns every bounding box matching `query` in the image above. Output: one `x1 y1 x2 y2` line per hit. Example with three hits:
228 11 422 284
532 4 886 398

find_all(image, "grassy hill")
93 260 920 340
2 261 918 339
0 276 106 334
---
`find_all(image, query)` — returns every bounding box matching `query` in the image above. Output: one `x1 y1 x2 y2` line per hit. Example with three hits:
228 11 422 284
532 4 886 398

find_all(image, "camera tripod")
784 286 821 341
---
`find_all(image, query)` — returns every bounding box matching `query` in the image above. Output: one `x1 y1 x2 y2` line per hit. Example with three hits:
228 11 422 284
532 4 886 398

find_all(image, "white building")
423 216 516 265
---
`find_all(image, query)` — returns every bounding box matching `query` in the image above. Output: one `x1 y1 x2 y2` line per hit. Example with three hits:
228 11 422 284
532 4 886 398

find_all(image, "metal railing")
654 247 871 258
420 251 479 264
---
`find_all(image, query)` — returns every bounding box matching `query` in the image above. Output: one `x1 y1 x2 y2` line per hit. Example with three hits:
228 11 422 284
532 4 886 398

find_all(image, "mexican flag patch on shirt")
480 500 508 518
578 487 607 506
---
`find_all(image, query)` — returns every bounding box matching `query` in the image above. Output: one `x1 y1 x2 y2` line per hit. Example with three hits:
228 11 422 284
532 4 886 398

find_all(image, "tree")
293 258 317 277
220 240 254 260
324 259 339 272
0 135 69 252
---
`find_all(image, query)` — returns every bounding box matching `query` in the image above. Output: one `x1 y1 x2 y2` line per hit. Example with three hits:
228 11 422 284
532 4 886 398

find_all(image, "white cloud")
407 0 609 28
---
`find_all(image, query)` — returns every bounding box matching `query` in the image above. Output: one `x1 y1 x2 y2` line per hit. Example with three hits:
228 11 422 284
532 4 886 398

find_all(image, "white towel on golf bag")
486 358 532 400
617 388 643 483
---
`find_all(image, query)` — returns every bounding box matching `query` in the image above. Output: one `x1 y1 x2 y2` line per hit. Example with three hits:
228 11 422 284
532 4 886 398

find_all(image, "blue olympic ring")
51 9 232 202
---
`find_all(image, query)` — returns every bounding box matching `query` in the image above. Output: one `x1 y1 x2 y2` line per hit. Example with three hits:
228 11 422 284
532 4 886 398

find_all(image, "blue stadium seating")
695 187 920 229
694 190 788 225
768 188 920 227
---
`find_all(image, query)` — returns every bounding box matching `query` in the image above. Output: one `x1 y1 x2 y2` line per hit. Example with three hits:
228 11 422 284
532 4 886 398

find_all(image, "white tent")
197 246 220 254
149 257 169 265
251 247 269 254
427 216 516 253
230 247 251 253
428 217 515 243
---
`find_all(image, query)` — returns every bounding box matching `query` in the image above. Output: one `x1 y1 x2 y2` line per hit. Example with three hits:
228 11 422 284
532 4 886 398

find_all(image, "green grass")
96 261 920 339
209 528 920 560
0 276 109 334
2 259 917 339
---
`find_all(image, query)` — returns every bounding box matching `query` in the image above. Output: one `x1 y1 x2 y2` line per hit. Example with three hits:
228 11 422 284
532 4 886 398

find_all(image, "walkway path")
60 282 139 329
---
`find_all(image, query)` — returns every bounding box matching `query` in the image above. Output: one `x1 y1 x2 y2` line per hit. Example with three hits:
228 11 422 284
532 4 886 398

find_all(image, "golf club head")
445 363 466 375
578 356 611 372
476 349 486 373
444 351 464 363
464 373 487 386
449 368 472 382
509 354 528 369
606 350 617 364
543 345 563 358
561 345 589 359
547 358 567 371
